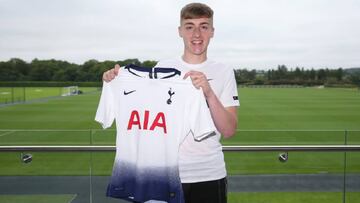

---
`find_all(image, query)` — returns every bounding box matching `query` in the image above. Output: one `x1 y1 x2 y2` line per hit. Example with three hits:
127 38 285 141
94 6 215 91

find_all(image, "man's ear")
178 26 183 37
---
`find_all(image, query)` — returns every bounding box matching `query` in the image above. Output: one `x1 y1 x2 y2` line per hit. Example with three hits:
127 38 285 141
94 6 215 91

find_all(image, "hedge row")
0 81 102 87
237 80 325 86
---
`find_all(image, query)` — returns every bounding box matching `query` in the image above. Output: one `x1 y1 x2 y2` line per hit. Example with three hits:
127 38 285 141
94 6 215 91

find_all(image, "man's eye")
186 26 193 30
201 26 209 30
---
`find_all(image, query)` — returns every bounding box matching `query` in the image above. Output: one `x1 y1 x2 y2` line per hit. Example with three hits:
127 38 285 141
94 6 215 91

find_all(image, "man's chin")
191 48 206 55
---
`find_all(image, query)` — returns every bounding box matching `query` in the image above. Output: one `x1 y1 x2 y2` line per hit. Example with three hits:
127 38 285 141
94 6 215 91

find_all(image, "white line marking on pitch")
0 131 15 137
68 194 78 203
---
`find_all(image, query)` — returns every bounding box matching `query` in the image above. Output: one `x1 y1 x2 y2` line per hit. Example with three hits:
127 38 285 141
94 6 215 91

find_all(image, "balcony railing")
1 145 360 152
0 129 359 203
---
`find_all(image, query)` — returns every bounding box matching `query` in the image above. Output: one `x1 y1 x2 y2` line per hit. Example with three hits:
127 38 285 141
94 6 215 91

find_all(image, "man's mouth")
191 40 203 45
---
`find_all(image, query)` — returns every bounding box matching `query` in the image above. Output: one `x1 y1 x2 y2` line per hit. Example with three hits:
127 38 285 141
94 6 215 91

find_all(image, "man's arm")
102 64 121 82
184 71 238 138
206 95 238 138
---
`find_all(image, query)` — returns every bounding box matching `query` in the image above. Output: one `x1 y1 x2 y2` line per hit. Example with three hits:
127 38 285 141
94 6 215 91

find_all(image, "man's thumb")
114 64 121 75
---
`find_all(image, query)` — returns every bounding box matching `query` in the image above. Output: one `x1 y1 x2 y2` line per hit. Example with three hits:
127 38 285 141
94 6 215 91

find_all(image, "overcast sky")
1 0 359 70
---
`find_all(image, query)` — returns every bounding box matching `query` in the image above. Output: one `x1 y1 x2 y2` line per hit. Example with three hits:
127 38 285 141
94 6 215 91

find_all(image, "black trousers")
182 177 227 203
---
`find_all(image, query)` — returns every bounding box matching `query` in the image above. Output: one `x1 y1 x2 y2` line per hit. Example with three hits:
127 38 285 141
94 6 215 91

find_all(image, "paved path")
0 174 359 203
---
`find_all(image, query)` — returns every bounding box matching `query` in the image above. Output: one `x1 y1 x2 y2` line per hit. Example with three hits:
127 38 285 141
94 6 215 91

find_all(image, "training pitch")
0 86 359 202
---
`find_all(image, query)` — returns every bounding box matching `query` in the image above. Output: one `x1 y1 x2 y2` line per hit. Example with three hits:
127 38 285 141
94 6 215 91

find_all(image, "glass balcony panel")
346 130 360 203
91 129 116 145
90 130 130 202
0 130 358 202
0 151 91 203
0 130 91 146
224 130 353 203
223 130 345 145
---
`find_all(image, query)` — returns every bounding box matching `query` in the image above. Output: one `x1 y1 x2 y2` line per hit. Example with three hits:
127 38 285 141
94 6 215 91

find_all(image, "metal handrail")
1 129 360 132
0 145 360 152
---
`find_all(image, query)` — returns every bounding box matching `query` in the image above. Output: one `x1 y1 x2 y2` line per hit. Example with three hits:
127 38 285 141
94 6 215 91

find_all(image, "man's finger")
103 70 111 82
183 70 196 79
114 64 121 76
183 72 190 79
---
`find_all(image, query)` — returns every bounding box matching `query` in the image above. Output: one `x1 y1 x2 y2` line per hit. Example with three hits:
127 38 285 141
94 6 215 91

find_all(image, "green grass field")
1 87 359 130
0 194 76 203
0 87 359 175
0 87 359 202
228 192 360 203
0 87 98 104
238 87 360 130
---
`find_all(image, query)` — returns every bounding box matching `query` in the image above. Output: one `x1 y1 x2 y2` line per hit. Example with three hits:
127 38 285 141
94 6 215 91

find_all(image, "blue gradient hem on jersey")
106 162 184 203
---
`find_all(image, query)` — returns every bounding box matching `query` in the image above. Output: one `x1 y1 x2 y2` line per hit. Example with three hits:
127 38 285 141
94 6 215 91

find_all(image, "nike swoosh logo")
207 79 213 81
123 90 136 95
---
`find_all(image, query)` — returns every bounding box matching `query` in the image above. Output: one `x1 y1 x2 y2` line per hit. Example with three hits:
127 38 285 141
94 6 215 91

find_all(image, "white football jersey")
95 65 216 203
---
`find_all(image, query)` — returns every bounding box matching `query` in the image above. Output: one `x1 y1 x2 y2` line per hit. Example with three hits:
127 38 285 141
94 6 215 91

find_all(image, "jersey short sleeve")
95 81 116 129
219 67 240 107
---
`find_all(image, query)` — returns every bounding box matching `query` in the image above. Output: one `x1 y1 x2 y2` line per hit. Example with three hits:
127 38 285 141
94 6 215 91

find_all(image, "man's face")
178 18 214 57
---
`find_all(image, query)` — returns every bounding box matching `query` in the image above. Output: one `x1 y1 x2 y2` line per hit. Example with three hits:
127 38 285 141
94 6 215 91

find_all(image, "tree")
0 61 14 81
29 59 53 81
334 68 343 81
117 58 141 66
0 58 30 81
293 67 302 80
77 59 99 81
349 72 360 87
277 65 288 79
10 58 30 80
308 68 316 81
234 69 256 84
317 69 326 81
142 60 157 68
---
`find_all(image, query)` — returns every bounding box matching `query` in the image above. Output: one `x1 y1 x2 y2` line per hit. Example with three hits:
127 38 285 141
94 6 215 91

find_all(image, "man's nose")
192 27 201 37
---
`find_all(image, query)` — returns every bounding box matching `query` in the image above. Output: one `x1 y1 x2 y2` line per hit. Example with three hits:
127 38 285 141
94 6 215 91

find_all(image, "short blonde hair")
180 3 214 20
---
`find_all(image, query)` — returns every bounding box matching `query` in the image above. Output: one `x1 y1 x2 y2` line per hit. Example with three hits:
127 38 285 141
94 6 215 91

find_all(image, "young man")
103 3 239 203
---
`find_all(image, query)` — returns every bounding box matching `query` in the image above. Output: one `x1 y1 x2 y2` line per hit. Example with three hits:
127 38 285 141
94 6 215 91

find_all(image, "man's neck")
182 53 207 64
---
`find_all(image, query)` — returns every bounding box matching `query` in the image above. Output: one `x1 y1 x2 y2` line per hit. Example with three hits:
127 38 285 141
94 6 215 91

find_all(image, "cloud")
0 0 359 69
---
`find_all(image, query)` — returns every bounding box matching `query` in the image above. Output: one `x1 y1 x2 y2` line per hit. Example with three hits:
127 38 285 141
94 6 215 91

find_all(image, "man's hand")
183 70 214 99
184 70 237 138
102 64 121 82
